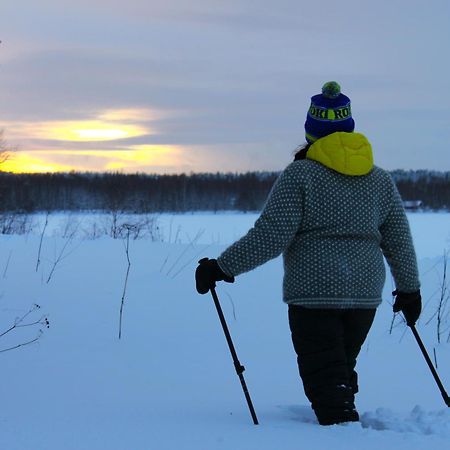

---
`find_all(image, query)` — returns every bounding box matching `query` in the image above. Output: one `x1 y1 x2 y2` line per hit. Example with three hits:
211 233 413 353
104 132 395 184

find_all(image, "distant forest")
0 169 449 212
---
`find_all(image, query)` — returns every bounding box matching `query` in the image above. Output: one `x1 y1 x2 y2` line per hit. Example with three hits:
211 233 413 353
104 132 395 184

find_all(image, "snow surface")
0 212 449 449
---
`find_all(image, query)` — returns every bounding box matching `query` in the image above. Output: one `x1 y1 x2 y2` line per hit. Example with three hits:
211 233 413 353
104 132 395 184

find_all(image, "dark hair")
293 143 312 161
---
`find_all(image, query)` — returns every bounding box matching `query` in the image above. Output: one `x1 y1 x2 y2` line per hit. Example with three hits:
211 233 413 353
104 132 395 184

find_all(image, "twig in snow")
224 291 237 321
118 225 134 339
0 304 48 338
36 212 49 272
171 243 212 279
0 332 42 353
436 250 449 343
173 225 181 244
166 229 205 277
2 250 12 279
389 277 396 335
424 250 450 344
168 216 174 243
0 304 50 353
46 228 79 284
160 254 170 273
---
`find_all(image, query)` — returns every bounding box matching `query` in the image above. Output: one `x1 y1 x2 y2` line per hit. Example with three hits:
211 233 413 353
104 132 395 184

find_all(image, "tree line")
0 169 449 213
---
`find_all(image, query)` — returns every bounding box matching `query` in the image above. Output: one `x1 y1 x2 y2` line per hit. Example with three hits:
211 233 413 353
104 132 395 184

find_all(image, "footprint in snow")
360 406 450 436
279 404 450 437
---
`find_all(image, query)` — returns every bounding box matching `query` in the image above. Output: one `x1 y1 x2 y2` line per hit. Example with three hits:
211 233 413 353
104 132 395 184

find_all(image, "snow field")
0 212 449 449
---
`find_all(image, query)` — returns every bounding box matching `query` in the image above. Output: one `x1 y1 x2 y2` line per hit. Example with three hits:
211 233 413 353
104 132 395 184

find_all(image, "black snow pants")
288 305 376 425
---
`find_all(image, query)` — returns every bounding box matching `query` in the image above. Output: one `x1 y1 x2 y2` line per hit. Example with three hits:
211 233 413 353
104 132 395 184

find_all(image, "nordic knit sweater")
217 132 420 309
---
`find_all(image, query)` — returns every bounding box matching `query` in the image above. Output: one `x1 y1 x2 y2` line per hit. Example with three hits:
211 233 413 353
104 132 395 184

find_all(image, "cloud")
0 107 158 143
2 0 450 172
4 120 149 143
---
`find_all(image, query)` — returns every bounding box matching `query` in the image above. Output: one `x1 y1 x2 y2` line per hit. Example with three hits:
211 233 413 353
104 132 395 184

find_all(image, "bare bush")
58 213 82 239
97 212 162 241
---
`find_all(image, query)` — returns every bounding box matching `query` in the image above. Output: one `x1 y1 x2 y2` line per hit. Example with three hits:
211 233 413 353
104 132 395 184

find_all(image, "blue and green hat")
304 81 355 143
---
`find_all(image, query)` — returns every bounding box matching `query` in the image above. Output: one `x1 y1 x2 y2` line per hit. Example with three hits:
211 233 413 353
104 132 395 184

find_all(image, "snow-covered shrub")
0 213 34 235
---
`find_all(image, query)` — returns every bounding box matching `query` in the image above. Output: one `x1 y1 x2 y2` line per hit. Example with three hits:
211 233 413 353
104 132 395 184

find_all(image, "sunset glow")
1 153 75 173
0 108 182 173
71 128 130 141
2 145 183 174
7 120 149 142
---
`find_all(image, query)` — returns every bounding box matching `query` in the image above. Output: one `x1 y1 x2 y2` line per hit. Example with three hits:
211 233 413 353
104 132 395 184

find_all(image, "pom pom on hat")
322 81 341 99
304 81 355 143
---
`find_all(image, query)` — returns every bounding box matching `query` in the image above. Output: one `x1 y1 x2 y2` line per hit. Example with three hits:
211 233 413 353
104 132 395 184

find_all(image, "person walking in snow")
195 82 422 426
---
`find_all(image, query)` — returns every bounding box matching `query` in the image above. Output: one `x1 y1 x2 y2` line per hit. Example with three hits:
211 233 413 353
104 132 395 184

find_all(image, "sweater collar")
306 132 373 176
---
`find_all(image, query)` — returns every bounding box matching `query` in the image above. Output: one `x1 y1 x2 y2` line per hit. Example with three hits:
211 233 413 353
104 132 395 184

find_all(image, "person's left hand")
195 258 234 294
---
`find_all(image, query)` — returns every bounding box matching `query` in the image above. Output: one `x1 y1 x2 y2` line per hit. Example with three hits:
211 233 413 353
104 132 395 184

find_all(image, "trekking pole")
210 287 259 424
409 324 450 407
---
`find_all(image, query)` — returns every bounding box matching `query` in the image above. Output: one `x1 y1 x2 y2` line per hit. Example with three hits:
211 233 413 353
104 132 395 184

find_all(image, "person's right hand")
392 289 421 326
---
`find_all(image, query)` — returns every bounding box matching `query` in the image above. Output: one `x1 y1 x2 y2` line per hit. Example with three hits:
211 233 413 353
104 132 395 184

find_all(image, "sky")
1 0 450 174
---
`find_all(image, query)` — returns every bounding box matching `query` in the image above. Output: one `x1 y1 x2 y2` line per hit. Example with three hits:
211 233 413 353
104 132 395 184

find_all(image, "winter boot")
311 384 359 425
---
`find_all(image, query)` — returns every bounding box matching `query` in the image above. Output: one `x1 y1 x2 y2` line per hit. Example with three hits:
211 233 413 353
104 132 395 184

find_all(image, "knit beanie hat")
304 81 355 143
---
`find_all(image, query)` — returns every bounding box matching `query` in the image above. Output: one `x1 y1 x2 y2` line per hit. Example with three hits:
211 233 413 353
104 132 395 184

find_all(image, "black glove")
392 289 422 326
195 258 235 294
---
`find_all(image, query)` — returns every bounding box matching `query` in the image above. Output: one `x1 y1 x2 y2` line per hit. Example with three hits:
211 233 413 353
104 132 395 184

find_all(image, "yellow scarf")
307 132 373 176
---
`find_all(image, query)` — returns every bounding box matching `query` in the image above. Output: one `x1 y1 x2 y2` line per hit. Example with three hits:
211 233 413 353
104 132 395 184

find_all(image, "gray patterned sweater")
217 132 420 308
